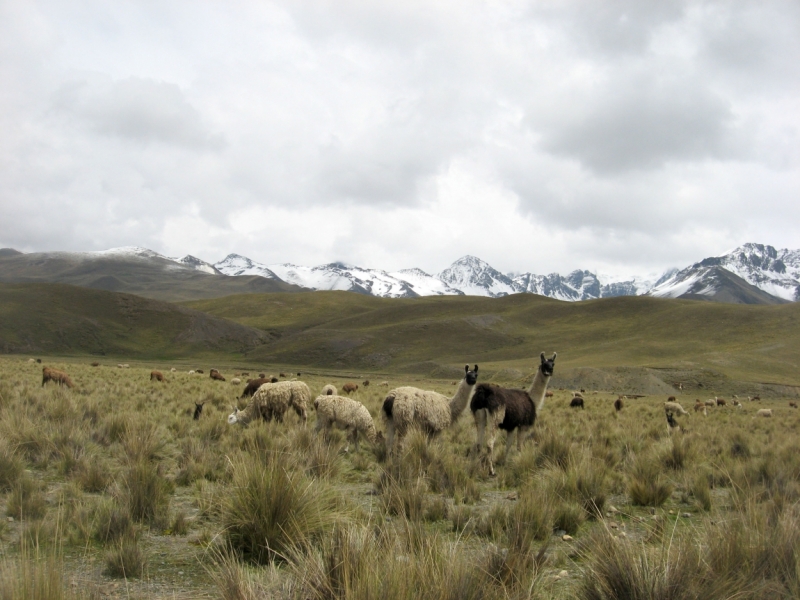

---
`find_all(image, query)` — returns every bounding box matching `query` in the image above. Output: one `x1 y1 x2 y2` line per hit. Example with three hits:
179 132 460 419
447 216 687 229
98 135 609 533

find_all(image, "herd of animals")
34 353 791 476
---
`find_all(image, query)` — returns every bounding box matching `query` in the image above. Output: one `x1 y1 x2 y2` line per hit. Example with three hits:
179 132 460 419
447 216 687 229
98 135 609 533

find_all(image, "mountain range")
0 243 797 305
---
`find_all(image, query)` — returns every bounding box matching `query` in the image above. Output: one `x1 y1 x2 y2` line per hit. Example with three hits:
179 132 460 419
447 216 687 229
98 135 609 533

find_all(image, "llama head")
539 352 557 378
464 364 479 385
227 408 241 425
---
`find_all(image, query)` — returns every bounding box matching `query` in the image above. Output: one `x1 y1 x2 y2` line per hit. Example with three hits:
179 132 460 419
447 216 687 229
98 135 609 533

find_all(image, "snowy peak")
173 255 221 275
437 256 518 298
214 254 281 280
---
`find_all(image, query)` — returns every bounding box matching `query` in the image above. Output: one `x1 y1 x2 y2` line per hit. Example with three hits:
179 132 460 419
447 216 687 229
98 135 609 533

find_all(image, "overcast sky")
1 1 798 279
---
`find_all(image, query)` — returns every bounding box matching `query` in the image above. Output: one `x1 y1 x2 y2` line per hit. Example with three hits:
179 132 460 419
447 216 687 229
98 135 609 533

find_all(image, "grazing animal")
28 358 35 363
667 396 677 402
342 383 359 395
240 372 249 377
379 381 389 387
231 378 241 385
789 402 798 409
666 411 681 431
732 399 742 408
715 397 727 407
545 391 554 398
694 400 704 412
321 384 337 396
573 391 584 399
42 367 74 388
150 371 165 382
362 380 370 387
188 370 195 375
210 370 226 382
383 364 479 453
704 399 716 408
170 367 177 373
90 362 100 367
240 377 271 398
753 395 761 401
228 381 310 426
279 373 286 378
570 396 584 409
471 353 557 476
297 372 301 377
614 397 624 412
664 401 689 416
756 408 773 418
313 394 377 453
196 369 204 374
36 358 42 363
193 402 204 420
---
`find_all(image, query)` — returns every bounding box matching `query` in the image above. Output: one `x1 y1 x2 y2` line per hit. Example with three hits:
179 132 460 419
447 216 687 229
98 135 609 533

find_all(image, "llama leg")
385 419 396 455
516 425 528 452
352 429 360 453
474 408 487 456
505 428 516 460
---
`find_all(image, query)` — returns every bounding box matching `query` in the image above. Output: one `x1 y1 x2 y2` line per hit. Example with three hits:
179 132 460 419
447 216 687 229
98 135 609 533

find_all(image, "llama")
756 408 773 418
382 364 479 453
715 397 727 407
321 384 337 396
790 402 798 409
694 400 704 412
313 394 377 453
379 381 389 387
150 371 165 382
193 402 204 420
240 377 271 398
704 399 716 408
471 353 556 476
231 378 241 385
91 362 100 367
362 380 370 387
210 370 226 382
170 367 177 373
228 381 310 426
42 367 74 388
664 401 689 415
342 383 359 395
570 395 584 409
614 397 624 412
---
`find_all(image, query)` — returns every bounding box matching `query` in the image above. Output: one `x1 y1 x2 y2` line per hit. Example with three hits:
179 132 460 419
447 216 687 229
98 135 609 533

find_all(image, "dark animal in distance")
210 370 226 382
279 373 286 378
363 380 370 387
789 402 798 409
271 377 279 383
716 397 726 407
240 377 271 398
570 396 584 409
666 411 680 430
36 358 41 364
90 362 100 367
259 373 266 378
342 383 359 394
196 369 204 374
42 367 74 388
150 371 164 382
193 402 204 420
614 397 624 412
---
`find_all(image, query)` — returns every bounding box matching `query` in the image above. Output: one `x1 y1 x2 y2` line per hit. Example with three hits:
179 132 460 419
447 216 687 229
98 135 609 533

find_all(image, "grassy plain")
1 357 800 598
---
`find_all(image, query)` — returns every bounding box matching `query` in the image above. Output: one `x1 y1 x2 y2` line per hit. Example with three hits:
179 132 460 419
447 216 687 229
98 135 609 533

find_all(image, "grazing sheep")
715 397 727 407
756 408 773 418
614 397 624 412
27 358 35 363
193 402 204 420
704 399 716 408
188 370 195 375
362 380 370 387
664 401 689 416
210 370 226 382
42 367 74 388
379 381 389 387
231 378 241 385
228 381 310 426
570 395 584 409
150 371 165 382
90 362 100 367
342 383 359 395
471 353 557 476
196 369 204 374
240 378 271 398
170 367 177 373
321 384 337 396
313 394 376 453
383 364 479 453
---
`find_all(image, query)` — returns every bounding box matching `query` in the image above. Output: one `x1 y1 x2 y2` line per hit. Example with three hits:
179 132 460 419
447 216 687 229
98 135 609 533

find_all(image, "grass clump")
6 475 47 521
628 453 673 507
0 441 23 492
120 459 172 527
223 453 342 564
104 534 146 579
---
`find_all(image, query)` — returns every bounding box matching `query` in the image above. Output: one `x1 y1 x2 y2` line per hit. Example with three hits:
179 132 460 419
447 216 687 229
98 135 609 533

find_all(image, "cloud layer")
1 0 798 278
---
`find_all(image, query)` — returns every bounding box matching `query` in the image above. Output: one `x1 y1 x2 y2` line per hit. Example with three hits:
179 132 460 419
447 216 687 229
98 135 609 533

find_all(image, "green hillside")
0 283 269 359
185 291 800 389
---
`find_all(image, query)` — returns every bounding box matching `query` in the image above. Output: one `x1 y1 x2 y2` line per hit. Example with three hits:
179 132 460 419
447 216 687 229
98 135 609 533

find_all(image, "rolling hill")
0 283 271 358
185 290 800 393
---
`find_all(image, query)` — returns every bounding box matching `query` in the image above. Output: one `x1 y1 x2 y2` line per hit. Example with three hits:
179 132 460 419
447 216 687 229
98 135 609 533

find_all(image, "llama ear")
551 352 557 362
540 352 546 363
465 365 469 374
473 365 478 372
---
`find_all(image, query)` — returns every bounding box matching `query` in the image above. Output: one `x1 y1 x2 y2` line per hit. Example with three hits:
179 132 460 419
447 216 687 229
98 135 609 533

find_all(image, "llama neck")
448 378 475 422
528 369 552 412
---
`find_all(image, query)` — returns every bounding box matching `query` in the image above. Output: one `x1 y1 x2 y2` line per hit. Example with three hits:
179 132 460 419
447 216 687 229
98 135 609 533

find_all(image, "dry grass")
0 357 799 597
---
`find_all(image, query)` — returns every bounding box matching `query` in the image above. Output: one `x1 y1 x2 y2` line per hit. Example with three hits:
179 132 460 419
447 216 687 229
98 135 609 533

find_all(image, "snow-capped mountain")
172 254 221 275
702 243 800 302
389 268 463 296
437 256 518 298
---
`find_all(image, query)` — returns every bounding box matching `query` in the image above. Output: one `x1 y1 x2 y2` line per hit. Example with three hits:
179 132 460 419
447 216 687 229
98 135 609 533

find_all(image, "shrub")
0 441 23 492
223 454 341 564
93 499 136 545
6 475 47 521
120 459 172 527
105 534 146 578
628 453 673 507
554 501 585 535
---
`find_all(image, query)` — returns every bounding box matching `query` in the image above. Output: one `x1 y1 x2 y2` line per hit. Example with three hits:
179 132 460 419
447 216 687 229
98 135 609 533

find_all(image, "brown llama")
42 367 74 388
210 369 226 382
614 397 624 412
570 396 584 409
342 382 359 395
240 377 271 398
193 402 204 420
150 371 165 382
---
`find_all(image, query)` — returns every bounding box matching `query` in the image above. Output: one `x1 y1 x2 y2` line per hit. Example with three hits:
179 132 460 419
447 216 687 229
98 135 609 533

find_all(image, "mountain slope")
0 282 270 357
0 247 303 302
651 264 788 305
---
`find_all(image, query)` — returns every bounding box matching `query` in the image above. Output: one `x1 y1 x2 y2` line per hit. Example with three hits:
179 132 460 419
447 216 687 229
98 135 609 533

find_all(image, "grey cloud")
50 76 224 149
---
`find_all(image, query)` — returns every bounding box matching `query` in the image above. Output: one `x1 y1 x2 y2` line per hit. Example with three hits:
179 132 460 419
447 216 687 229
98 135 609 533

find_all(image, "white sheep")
313 394 376 452
228 381 310 426
664 401 689 416
382 365 479 453
321 384 337 396
188 370 195 374
231 377 242 385
756 408 773 418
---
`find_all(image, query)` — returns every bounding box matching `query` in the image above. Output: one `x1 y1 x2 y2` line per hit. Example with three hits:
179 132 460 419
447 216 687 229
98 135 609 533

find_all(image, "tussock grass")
223 453 343 564
629 452 673 507
104 534 146 578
